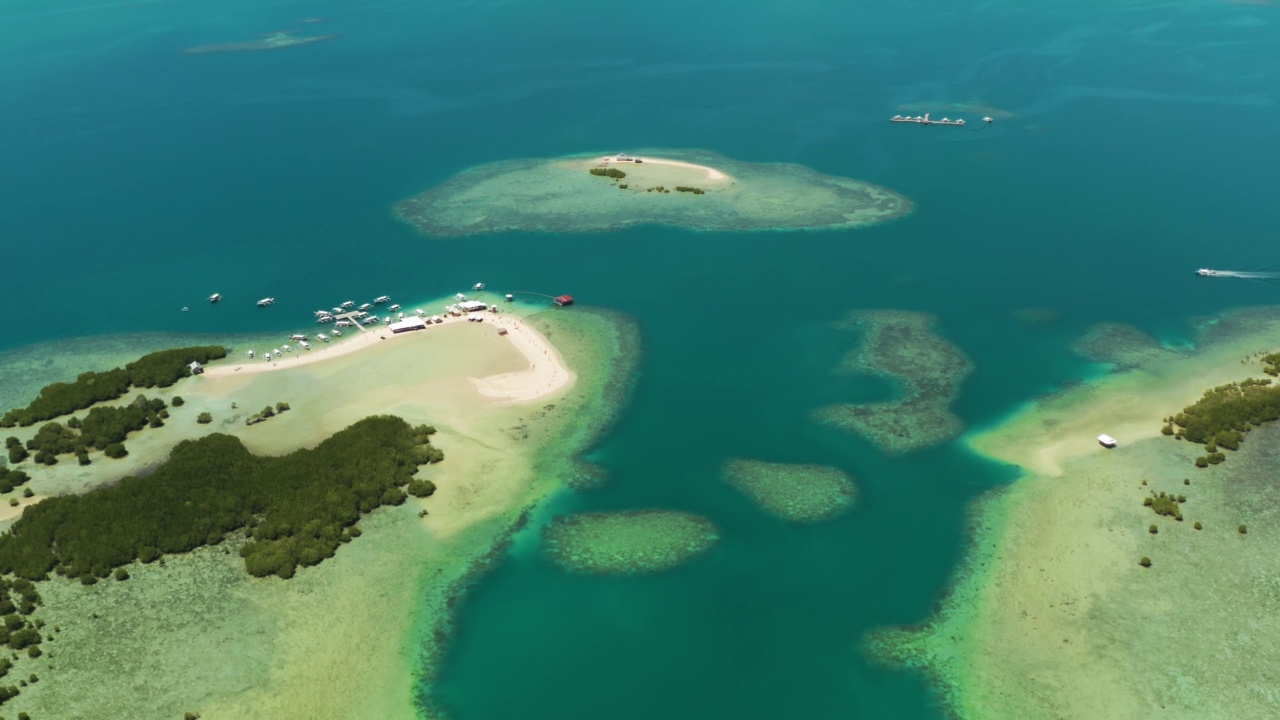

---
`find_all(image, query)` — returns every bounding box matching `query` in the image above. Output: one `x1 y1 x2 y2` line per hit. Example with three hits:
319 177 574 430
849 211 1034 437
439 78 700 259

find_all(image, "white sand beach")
599 154 731 180
203 310 573 407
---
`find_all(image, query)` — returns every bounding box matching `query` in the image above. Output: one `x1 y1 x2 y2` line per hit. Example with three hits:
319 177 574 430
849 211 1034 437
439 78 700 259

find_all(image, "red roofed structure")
554 295 574 307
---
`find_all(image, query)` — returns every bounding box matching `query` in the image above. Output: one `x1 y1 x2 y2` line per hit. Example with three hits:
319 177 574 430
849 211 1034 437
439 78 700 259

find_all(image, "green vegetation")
1167 377 1280 466
618 183 628 189
1194 521 1203 530
196 412 213 424
0 469 29 495
1139 556 1152 568
171 396 185 407
1239 524 1248 534
674 186 706 195
588 167 626 179
0 416 443 582
0 578 44 708
245 403 290 426
406 479 437 497
0 346 226 427
1144 492 1183 521
17 395 167 465
1263 352 1280 376
1148 524 1158 534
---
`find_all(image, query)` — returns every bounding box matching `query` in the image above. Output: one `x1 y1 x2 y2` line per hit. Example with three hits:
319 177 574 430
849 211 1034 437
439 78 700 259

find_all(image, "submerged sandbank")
542 510 720 574
2 304 638 720
393 149 912 236
813 309 972 454
870 307 1280 719
722 459 857 523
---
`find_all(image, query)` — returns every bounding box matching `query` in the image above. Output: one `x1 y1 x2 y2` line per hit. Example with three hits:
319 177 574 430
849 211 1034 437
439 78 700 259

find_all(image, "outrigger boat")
257 297 276 307
209 293 223 303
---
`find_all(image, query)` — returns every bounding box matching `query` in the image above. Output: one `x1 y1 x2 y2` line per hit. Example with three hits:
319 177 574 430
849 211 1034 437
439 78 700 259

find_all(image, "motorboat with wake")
258 297 276 307
1196 268 1222 277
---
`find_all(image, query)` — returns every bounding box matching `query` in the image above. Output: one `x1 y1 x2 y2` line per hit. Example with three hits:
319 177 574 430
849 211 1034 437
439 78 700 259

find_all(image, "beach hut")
188 361 204 375
389 316 427 334
554 295 574 307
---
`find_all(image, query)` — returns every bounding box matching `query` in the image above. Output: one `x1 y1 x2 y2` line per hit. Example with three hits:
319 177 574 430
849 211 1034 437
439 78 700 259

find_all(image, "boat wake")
1200 269 1280 281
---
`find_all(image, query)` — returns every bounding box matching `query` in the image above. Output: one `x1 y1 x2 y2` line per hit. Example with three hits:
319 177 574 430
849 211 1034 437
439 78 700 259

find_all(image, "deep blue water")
2 0 1278 717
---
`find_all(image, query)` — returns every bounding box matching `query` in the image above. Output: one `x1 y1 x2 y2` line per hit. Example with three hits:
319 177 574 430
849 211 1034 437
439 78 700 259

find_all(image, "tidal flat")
869 307 1280 719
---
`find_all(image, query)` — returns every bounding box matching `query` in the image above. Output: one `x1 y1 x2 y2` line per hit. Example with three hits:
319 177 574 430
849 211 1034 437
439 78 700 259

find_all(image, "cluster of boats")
233 284 501 362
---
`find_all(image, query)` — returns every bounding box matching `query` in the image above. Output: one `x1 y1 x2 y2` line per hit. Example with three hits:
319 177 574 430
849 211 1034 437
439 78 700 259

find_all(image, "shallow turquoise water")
2 0 1279 717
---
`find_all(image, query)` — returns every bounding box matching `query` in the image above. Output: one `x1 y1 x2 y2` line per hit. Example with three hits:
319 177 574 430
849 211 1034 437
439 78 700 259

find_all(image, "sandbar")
394 148 912 236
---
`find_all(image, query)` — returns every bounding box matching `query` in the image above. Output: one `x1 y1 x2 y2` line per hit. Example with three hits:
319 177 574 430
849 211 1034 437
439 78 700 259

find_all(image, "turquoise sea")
3 0 1278 717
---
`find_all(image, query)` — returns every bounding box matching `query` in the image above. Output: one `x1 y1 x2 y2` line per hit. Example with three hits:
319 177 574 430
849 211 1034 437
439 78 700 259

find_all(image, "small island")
394 150 912 236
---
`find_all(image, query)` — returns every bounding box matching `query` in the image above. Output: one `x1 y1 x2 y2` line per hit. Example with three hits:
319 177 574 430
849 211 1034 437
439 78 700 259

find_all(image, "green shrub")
588 167 626 179
406 479 436 498
1195 456 1209 468
113 568 129 581
674 186 705 194
172 396 185 407
275 402 290 413
0 346 225 427
1148 524 1158 534
618 184 628 189
1194 521 1203 530
0 417 444 583
1184 478 1190 485
1239 524 1248 534
197 412 212 425
103 443 128 459
1139 556 1152 567
1207 452 1226 465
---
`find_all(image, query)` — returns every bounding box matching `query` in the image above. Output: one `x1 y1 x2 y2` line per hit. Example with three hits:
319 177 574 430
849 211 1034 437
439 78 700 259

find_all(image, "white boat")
317 333 330 342
398 312 405 319
314 310 330 317
265 352 272 360
300 341 311 350
340 301 355 309
210 293 223 303
1196 268 1222 277
247 350 255 358
257 297 276 307
332 307 344 314
473 282 485 291
355 311 369 319
414 308 427 317
1098 434 1118 448
290 334 307 341
454 293 467 301
374 295 391 304
365 315 381 324
388 304 402 312
332 329 342 337
358 303 373 311
335 320 354 327
316 316 334 324
505 294 514 301
282 345 292 352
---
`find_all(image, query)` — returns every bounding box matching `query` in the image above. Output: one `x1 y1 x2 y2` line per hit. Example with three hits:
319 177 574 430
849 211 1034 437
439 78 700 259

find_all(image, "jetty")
333 311 368 331
890 113 966 126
